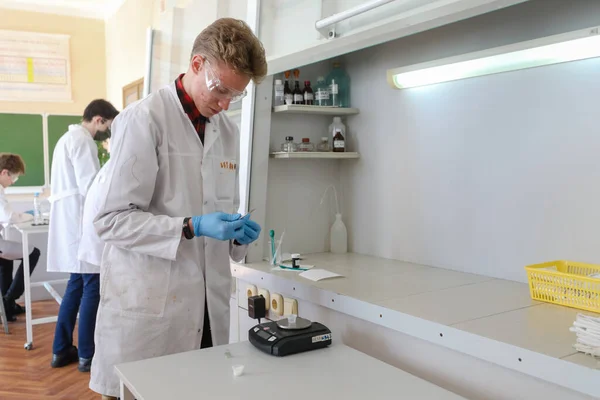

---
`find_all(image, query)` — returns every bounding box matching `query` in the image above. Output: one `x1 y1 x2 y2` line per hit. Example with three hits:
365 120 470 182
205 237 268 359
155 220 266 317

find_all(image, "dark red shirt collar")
175 74 208 140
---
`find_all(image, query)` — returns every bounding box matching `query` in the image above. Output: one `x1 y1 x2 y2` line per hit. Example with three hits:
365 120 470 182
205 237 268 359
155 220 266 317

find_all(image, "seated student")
0 153 41 321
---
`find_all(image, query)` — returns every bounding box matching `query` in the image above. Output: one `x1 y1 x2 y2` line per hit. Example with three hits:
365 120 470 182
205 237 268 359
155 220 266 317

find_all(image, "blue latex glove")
192 212 245 241
236 216 262 245
25 210 34 215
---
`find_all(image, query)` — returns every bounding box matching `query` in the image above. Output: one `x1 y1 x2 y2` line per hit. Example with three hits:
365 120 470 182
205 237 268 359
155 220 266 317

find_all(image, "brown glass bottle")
283 71 293 105
293 81 303 105
332 128 345 152
303 81 314 105
292 69 303 105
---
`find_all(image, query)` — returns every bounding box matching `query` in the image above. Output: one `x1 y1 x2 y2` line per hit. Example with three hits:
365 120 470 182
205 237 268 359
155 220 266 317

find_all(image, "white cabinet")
258 0 528 74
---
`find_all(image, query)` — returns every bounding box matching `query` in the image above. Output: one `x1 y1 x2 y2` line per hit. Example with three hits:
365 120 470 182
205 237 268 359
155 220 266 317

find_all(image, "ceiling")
0 0 126 19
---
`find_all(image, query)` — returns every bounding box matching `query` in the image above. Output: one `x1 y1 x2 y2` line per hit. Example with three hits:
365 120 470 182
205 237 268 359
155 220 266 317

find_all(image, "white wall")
256 0 600 282
262 60 346 259
217 0 247 21
149 0 248 94
340 0 600 282
259 0 321 58
105 0 156 109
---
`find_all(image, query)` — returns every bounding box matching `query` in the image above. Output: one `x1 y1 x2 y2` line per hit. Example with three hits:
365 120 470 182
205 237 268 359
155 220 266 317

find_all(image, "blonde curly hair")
190 18 268 84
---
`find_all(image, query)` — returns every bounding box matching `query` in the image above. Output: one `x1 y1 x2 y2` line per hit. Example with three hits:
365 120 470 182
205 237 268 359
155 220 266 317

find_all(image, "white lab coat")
89 83 248 397
76 160 111 272
0 186 34 260
47 125 100 273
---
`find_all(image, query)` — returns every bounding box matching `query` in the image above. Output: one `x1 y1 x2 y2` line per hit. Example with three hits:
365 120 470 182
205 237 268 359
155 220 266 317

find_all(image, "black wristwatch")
182 217 194 240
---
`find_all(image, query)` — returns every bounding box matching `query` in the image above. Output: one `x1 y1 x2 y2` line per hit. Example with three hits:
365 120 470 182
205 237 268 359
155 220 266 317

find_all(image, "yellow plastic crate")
525 260 600 313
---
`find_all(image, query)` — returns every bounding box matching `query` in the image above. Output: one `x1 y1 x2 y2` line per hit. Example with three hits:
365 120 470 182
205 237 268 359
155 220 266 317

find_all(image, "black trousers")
200 298 213 349
0 247 41 301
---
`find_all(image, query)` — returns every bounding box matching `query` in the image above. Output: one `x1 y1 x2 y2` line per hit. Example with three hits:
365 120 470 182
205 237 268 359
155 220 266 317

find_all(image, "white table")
14 221 68 350
115 341 467 400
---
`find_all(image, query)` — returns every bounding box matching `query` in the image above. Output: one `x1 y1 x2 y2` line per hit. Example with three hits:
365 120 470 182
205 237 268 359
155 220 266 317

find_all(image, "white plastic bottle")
33 192 41 224
330 213 348 254
273 79 284 106
328 117 346 140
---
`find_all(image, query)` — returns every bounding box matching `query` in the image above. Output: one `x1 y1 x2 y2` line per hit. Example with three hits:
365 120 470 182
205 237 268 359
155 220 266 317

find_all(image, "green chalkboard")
48 115 82 177
0 113 44 187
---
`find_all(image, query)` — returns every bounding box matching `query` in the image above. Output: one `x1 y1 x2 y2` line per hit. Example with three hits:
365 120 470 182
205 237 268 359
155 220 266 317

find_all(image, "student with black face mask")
47 99 119 373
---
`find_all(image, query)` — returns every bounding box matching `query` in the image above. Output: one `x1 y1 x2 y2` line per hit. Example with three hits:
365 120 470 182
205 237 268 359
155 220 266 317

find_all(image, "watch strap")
183 217 194 240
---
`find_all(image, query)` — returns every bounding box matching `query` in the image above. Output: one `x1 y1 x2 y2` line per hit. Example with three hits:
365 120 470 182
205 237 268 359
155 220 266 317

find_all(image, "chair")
0 296 9 334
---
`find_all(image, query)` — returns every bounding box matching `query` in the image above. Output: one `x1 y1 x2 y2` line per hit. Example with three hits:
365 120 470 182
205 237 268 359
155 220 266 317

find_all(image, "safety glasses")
204 58 247 103
9 174 19 184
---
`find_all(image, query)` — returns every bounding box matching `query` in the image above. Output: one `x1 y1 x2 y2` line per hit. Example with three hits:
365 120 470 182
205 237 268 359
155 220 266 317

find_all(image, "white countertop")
13 221 50 234
233 253 600 388
115 341 467 400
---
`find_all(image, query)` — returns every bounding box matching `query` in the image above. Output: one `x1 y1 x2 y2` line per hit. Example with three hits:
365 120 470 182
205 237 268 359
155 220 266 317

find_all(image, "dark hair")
0 153 26 174
83 99 119 122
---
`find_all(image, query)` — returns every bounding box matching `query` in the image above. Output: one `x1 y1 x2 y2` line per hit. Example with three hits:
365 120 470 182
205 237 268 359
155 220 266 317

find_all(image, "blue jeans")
52 273 100 359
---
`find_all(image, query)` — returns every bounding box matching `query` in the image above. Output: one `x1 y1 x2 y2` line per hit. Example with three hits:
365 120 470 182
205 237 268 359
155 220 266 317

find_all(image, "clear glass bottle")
326 62 350 107
316 137 330 152
273 79 284 106
281 136 297 152
298 138 315 152
314 76 330 106
33 192 41 224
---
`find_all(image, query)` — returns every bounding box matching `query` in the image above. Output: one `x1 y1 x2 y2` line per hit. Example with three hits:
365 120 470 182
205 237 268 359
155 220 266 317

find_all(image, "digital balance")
249 315 332 357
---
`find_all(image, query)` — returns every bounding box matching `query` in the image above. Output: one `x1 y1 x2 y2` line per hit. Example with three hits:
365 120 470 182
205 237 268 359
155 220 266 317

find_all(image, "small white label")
312 333 331 343
334 140 345 149
275 89 284 97
330 83 338 94
315 91 329 101
284 94 293 105
304 93 314 101
294 94 304 102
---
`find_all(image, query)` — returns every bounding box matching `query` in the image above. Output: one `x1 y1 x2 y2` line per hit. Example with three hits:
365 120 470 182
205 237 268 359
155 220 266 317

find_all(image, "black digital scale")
249 316 332 357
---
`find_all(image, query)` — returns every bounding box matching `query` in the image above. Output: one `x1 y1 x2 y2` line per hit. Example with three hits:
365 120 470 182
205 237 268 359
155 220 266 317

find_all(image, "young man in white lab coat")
0 153 41 321
48 99 118 372
89 18 266 399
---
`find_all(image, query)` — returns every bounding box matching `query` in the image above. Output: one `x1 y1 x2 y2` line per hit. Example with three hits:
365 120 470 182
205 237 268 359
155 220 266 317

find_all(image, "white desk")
14 221 67 350
115 341 467 400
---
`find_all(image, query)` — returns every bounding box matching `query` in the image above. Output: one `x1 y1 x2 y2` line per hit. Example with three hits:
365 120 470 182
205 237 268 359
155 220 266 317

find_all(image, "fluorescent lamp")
387 26 600 89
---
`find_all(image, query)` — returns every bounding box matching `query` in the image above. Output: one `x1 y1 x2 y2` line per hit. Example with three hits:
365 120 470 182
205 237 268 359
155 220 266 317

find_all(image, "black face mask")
95 129 111 142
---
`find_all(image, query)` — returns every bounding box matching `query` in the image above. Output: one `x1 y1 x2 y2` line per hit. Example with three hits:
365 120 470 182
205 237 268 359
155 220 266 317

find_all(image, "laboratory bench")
230 252 600 400
116 341 467 400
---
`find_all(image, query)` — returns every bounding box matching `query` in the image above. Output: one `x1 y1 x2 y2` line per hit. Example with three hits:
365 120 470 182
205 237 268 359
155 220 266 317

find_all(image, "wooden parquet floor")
0 300 99 400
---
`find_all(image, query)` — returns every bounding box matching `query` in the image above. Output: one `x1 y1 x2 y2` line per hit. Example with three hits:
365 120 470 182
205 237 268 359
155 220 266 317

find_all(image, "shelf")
272 104 359 116
270 151 360 159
